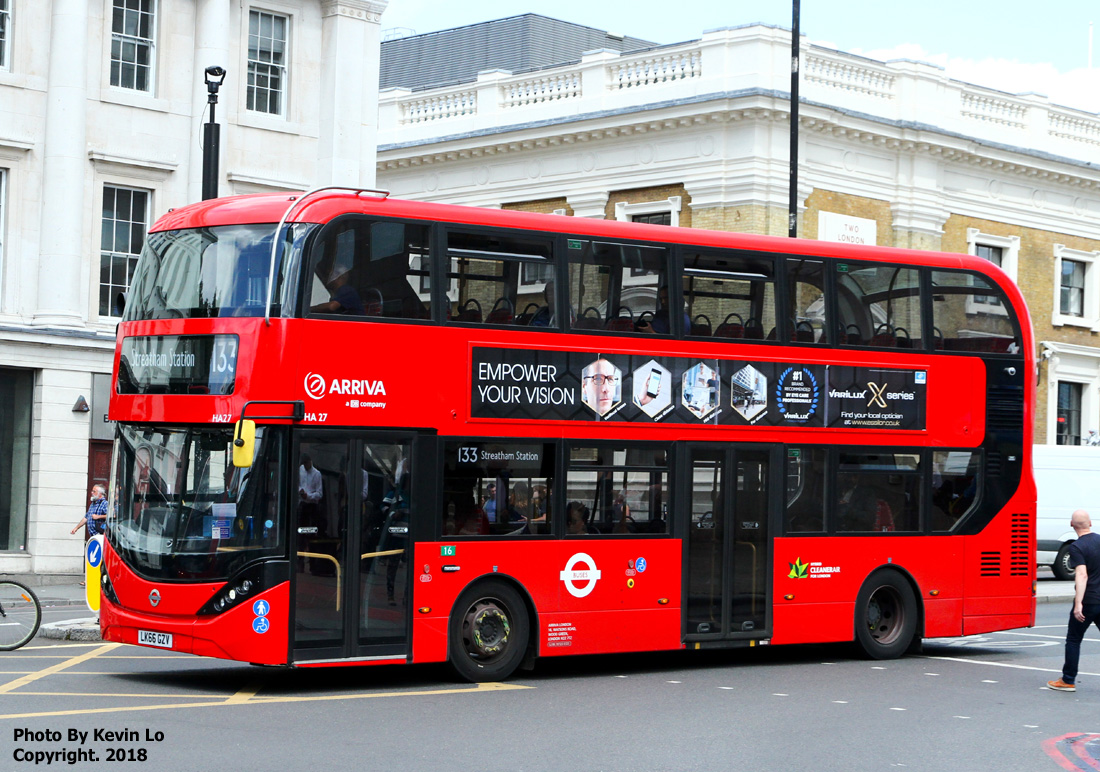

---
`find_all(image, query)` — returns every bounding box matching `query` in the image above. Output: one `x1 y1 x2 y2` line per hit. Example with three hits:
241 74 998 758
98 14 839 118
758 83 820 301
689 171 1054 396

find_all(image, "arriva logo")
304 373 387 400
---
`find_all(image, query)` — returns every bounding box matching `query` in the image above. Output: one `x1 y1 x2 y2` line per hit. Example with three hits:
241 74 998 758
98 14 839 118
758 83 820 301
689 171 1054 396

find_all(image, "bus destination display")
117 335 239 395
471 346 925 430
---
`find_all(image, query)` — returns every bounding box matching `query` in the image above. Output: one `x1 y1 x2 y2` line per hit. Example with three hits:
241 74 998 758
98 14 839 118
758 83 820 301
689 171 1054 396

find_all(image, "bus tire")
1053 544 1075 581
854 570 918 660
448 579 529 683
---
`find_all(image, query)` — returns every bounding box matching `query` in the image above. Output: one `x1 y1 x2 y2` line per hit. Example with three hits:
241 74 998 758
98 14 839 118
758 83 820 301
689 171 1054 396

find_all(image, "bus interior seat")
605 306 634 332
691 314 712 337
486 297 514 325
453 298 482 323
514 303 540 325
743 319 765 339
572 307 603 330
364 288 383 315
714 313 744 339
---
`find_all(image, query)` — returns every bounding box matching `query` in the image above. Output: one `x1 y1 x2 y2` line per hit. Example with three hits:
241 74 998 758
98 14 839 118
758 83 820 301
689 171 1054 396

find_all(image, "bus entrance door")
291 432 416 663
683 445 774 642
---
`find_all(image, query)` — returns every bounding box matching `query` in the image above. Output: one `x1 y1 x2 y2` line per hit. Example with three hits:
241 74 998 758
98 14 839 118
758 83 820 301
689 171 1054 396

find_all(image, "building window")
1057 382 1083 445
100 186 149 317
1052 244 1100 330
0 368 32 552
1060 259 1085 317
247 10 288 116
110 0 156 92
615 196 681 228
0 169 5 288
0 0 10 70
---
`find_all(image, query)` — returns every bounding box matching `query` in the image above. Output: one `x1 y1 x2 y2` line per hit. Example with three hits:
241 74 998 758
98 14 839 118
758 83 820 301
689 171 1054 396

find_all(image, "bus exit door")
682 445 775 641
290 431 421 663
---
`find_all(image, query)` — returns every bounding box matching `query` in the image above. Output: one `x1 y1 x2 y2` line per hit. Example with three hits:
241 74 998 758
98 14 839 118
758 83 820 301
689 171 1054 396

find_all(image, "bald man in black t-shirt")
1048 510 1100 692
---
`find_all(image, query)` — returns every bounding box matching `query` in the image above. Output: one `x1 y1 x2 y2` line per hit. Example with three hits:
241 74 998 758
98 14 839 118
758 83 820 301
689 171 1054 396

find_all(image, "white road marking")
954 716 971 719
773 693 788 697
923 654 1100 677
832 700 848 704
982 680 998 683
890 707 907 711
924 673 940 676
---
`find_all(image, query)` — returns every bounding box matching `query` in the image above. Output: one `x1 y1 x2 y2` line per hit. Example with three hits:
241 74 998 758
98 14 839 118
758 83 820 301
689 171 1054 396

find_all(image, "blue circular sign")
85 538 103 568
252 599 270 617
635 557 647 573
252 616 270 634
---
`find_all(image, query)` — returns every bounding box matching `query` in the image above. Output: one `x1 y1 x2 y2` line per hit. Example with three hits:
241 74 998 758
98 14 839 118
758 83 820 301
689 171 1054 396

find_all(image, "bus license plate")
138 630 173 648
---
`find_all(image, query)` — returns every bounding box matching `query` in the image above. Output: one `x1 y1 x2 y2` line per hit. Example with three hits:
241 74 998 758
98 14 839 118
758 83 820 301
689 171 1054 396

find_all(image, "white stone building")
374 21 1100 448
0 0 386 577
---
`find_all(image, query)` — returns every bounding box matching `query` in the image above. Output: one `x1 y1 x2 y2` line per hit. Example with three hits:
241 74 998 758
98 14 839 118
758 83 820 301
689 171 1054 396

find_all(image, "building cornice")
378 92 1100 192
0 136 34 161
320 0 388 22
88 150 178 181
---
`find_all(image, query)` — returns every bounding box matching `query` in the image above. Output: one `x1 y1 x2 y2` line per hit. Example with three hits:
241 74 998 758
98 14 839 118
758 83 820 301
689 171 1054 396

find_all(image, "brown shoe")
1047 679 1076 692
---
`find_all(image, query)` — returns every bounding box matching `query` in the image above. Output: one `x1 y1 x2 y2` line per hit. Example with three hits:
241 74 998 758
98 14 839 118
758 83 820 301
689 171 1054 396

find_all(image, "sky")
379 0 1100 113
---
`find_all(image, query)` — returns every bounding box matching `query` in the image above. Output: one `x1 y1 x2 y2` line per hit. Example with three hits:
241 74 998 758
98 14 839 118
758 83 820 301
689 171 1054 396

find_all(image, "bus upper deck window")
931 270 1022 354
566 240 672 335
307 218 431 321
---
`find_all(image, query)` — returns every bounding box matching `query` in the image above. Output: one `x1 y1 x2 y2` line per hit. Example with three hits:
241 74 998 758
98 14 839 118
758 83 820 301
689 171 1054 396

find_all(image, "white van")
1034 444 1100 579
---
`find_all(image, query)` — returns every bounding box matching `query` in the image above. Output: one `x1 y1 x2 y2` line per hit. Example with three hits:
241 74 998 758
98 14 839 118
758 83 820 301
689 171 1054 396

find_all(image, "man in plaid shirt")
72 484 108 540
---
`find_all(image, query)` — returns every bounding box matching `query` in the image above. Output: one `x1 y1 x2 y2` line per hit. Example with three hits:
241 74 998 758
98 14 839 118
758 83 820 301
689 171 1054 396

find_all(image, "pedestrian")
1047 509 1100 692
71 484 108 587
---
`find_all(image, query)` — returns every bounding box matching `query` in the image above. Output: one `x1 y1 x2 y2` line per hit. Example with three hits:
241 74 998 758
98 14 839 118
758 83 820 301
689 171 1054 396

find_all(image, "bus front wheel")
448 580 529 682
854 571 918 660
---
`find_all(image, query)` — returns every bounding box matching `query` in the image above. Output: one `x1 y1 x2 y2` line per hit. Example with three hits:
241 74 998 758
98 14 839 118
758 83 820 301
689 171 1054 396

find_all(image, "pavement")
13 567 1080 644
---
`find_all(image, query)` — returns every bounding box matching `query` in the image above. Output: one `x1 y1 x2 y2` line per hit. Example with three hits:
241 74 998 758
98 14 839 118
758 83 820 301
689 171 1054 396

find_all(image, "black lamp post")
202 65 227 201
788 0 801 238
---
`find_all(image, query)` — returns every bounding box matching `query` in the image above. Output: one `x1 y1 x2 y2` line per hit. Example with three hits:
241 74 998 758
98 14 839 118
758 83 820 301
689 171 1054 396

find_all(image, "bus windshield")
108 425 287 581
122 223 315 320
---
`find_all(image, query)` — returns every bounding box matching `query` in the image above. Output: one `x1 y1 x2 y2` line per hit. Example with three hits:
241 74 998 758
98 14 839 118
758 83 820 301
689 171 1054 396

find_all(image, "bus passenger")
567 502 590 534
311 258 364 315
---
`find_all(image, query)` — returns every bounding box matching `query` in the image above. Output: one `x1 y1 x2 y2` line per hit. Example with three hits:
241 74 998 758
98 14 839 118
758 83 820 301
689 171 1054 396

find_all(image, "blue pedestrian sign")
86 538 103 568
252 599 270 617
252 616 270 634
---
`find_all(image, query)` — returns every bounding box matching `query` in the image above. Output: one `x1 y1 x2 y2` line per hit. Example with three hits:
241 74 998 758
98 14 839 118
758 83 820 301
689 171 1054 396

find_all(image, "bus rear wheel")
448 580 529 683
855 571 918 660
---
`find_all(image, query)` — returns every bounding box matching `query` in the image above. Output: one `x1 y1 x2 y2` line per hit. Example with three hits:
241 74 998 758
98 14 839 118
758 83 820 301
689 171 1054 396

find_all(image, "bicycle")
0 580 42 650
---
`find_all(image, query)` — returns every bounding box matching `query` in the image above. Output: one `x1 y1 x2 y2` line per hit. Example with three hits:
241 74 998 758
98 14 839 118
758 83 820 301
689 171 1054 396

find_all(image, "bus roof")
151 190 993 276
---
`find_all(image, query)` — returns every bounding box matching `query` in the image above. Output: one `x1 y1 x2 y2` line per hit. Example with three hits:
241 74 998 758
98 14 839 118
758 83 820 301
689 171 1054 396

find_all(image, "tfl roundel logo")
304 373 326 400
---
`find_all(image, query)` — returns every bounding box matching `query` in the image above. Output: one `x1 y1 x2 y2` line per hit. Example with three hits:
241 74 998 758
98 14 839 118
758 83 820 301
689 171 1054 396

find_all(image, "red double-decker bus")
102 189 1034 681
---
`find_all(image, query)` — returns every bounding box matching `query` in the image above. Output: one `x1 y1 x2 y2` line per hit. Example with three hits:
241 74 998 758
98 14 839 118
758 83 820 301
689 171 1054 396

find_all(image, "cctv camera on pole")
202 66 227 201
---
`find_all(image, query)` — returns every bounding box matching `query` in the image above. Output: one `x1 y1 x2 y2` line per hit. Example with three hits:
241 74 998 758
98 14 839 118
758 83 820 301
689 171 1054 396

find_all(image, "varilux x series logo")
866 381 888 408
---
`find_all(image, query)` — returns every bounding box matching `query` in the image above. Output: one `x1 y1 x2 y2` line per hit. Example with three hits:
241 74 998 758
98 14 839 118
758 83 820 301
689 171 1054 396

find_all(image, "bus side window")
445 230 554 328
836 262 923 349
683 251 777 342
565 445 669 535
566 240 672 335
785 447 825 533
786 259 826 344
306 218 431 320
931 270 1021 354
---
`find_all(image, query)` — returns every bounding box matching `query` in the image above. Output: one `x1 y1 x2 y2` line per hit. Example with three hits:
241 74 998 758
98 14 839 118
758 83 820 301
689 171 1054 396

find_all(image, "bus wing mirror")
232 420 256 468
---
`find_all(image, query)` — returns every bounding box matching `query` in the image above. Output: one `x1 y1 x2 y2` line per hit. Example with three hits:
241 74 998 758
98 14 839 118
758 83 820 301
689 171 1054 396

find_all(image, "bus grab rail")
295 549 405 611
265 186 391 326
